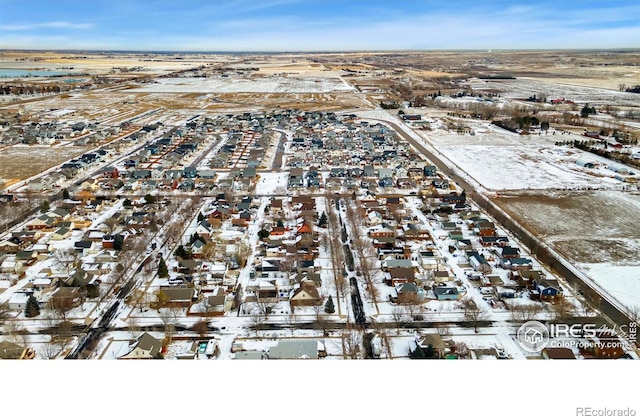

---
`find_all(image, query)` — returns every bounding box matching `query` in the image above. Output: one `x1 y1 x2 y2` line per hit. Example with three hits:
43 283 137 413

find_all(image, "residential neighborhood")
1 42 640 368
1 102 638 362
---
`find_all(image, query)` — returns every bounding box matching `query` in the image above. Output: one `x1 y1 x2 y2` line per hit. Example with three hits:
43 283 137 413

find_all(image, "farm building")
576 159 596 169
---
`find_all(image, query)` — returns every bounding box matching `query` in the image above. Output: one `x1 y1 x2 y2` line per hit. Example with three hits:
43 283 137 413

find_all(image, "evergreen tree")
143 194 156 204
410 345 426 359
158 257 169 278
62 188 70 200
541 121 550 131
581 104 596 118
40 200 50 212
317 212 328 228
174 245 187 258
113 234 124 250
258 229 270 240
277 219 284 228
324 295 335 314
197 212 205 222
25 294 40 317
424 344 436 358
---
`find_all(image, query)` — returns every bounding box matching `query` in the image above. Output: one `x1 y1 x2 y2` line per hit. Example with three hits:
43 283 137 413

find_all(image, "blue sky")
0 0 639 51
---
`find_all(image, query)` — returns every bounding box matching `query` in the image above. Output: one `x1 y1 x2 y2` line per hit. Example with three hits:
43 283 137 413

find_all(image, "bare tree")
127 315 141 337
4 320 25 345
402 299 423 321
235 241 251 268
629 305 640 324
52 320 75 354
54 248 79 273
459 297 490 333
202 242 217 262
454 341 470 359
509 303 543 323
435 322 451 338
40 341 63 360
166 221 184 245
312 299 325 322
284 311 300 336
312 307 330 336
168 306 183 323
127 288 149 313
153 290 170 309
42 312 61 333
159 308 177 337
343 326 363 359
255 296 276 320
192 319 209 337
249 309 265 335
0 302 10 324
50 295 76 321
551 297 576 322
391 306 405 334
103 217 120 234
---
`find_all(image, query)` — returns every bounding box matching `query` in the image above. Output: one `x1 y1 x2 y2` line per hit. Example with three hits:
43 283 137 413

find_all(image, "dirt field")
494 190 640 263
0 145 86 183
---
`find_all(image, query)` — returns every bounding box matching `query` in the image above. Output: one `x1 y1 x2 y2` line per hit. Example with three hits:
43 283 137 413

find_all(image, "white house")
366 210 383 226
8 292 30 311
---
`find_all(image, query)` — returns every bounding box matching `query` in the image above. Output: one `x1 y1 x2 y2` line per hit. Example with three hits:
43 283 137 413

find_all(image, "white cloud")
0 21 94 31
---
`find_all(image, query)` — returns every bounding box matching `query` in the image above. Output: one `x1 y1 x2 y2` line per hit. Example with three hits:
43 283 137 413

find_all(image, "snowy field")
412 121 635 191
496 190 640 312
578 263 640 312
466 77 640 107
435 144 623 191
131 75 355 93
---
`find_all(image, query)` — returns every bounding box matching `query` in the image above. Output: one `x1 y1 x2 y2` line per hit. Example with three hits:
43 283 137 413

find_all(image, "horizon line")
3 47 640 55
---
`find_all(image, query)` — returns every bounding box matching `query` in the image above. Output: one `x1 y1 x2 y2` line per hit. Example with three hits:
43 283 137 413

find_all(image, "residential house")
288 168 305 189
368 225 395 239
119 332 163 359
530 276 563 301
159 287 198 308
8 292 31 311
467 251 492 274
289 280 322 307
49 286 81 310
584 329 625 359
49 227 71 241
434 286 460 301
474 220 497 237
411 333 447 358
396 282 419 304
381 258 413 272
507 257 533 271
384 267 415 286
195 220 213 239
366 211 383 226
0 237 26 254
541 348 576 360
267 339 326 359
